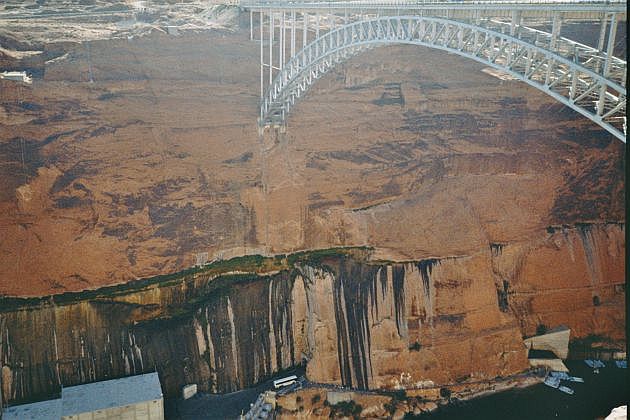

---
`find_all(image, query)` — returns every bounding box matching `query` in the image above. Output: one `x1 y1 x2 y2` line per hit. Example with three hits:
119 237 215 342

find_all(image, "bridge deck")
240 1 627 13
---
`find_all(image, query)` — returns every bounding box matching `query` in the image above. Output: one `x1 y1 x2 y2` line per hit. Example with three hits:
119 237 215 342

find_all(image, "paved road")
164 367 305 420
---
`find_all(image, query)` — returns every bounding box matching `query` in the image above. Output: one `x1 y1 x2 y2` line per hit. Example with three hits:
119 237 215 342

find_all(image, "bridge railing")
240 0 627 8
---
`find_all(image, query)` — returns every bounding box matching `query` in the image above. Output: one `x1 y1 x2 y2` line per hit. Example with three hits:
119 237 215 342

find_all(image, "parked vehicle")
273 375 297 389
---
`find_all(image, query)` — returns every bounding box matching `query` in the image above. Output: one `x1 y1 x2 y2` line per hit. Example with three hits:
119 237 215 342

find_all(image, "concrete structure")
5 372 164 420
524 326 571 359
528 358 570 372
605 405 627 420
0 71 32 84
240 0 627 141
3 398 62 420
61 372 163 419
182 384 197 400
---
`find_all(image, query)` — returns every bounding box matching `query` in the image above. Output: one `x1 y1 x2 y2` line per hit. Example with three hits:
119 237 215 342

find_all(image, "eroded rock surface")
0 29 624 296
0 14 625 405
0 224 624 404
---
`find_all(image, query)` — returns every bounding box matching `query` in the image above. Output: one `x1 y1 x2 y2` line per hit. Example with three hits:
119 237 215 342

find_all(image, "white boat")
558 385 574 395
585 359 605 369
549 371 583 383
550 371 570 380
544 376 561 388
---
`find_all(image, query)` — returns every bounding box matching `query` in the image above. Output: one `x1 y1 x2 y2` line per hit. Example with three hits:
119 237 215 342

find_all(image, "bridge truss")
241 1 627 142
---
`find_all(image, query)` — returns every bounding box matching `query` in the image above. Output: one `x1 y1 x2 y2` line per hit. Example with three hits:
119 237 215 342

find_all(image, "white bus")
273 375 298 389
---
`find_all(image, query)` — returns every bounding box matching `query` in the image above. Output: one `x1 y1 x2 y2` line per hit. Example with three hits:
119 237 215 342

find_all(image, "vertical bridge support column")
595 13 608 73
269 11 273 84
280 11 285 71
510 10 521 36
604 12 618 76
597 13 618 116
291 11 296 58
597 13 608 51
250 10 253 40
550 13 563 50
510 10 522 65
303 12 308 49
280 11 285 121
260 11 264 100
546 12 563 85
315 13 320 57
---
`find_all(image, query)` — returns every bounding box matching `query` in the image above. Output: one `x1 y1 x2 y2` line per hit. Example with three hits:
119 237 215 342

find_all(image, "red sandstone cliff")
0 23 625 402
0 33 623 296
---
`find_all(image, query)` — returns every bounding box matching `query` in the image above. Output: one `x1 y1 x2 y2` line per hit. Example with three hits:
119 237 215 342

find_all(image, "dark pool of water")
413 361 628 420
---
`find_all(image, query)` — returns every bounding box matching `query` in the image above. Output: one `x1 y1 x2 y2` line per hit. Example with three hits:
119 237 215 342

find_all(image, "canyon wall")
0 17 625 407
0 31 624 297
502 223 626 340
1 222 624 404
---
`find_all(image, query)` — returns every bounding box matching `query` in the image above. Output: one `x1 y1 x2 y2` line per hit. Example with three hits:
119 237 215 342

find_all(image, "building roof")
61 372 162 416
3 398 62 420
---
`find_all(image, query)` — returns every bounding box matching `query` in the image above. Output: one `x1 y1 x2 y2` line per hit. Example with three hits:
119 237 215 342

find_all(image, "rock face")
292 256 528 389
0 15 625 406
0 223 624 404
0 264 296 403
1 251 524 403
0 29 624 297
501 223 626 340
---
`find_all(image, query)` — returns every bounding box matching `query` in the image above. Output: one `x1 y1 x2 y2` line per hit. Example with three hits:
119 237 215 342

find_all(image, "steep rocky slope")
0 31 623 296
0 17 625 405
0 225 624 404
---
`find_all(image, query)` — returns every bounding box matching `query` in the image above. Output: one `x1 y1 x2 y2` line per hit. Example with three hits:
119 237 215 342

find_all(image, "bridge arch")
260 16 626 142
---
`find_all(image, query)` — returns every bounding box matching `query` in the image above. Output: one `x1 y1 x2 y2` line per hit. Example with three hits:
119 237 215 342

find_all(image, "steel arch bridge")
242 2 627 142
